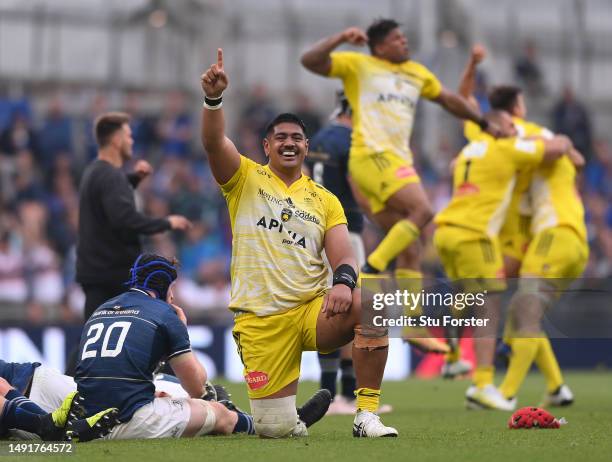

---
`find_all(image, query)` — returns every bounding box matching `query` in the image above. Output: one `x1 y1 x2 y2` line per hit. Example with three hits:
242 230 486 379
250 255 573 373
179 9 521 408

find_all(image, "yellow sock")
534 337 564 393
499 337 540 399
445 346 461 363
394 269 422 316
355 387 381 412
473 366 494 389
367 220 419 271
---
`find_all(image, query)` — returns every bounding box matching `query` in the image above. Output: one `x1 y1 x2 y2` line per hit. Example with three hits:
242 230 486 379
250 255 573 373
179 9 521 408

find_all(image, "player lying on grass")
0 359 329 440
449 45 582 408
0 377 118 442
201 48 396 437
433 109 579 411
71 253 331 439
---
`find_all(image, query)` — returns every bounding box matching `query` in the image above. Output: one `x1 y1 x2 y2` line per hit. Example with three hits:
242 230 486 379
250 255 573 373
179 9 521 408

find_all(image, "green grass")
3 371 611 462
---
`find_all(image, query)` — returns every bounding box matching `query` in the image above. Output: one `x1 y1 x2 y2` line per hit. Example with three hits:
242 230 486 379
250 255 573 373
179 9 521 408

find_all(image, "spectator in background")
0 111 38 156
292 90 322 137
123 92 159 159
514 39 545 95
238 84 277 160
38 97 73 171
0 216 27 309
157 91 193 159
584 140 611 199
552 86 593 161
18 201 64 323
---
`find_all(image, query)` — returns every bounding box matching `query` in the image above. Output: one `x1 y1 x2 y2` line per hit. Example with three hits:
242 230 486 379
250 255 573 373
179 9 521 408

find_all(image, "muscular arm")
434 87 483 123
542 135 573 163
301 27 367 76
324 224 357 275
457 44 487 111
168 352 207 399
200 49 241 185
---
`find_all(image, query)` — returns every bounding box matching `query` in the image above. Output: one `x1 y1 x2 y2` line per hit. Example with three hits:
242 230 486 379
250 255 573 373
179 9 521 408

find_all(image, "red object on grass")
508 407 562 429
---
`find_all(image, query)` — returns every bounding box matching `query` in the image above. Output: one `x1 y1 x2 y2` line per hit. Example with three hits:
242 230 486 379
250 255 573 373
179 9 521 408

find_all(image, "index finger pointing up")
217 48 223 69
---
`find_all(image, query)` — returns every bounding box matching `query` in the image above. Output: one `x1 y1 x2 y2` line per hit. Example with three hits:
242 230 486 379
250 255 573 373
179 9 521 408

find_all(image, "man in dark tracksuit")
70 112 191 374
77 112 191 319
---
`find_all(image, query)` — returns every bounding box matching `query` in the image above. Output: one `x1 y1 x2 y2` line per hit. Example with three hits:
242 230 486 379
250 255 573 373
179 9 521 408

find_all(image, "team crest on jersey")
281 208 293 222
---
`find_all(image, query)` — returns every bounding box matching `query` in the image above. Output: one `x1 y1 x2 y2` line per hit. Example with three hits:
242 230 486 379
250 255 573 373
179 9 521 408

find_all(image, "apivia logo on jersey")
256 216 306 248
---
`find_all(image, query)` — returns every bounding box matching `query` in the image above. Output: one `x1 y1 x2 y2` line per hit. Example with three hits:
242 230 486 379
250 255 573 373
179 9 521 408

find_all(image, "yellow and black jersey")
221 155 347 316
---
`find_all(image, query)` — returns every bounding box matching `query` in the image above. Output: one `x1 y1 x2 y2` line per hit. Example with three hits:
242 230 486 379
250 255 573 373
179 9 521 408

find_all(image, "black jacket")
76 159 170 285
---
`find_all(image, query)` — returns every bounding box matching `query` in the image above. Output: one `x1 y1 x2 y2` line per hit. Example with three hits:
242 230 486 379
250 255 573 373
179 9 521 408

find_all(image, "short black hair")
265 113 307 137
127 253 178 301
94 112 130 147
367 18 401 54
488 86 523 112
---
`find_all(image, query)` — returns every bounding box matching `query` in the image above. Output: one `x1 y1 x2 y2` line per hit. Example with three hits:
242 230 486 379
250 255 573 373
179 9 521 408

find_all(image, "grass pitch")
3 371 611 462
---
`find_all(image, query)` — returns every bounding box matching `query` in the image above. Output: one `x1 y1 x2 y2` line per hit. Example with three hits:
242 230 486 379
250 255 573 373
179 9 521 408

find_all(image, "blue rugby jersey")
75 289 190 421
0 360 40 394
305 123 363 233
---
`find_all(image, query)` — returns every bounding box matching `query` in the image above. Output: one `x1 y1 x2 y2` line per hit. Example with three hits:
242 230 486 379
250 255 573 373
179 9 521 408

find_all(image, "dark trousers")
81 281 126 319
65 281 126 375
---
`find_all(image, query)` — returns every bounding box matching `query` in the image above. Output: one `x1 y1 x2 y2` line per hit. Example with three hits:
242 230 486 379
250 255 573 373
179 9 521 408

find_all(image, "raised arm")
434 87 485 125
301 27 367 76
200 48 241 185
457 44 486 109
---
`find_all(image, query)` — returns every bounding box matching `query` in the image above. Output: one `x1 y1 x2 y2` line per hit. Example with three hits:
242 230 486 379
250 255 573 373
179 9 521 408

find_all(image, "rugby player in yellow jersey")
455 45 583 407
200 49 397 438
301 18 488 351
433 109 574 410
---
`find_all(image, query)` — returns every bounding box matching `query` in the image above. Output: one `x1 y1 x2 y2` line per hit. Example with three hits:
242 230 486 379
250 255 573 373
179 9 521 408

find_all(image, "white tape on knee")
194 400 217 436
250 396 299 438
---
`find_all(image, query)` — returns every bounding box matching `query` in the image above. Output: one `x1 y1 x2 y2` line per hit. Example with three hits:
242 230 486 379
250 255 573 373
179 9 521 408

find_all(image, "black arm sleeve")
101 168 171 235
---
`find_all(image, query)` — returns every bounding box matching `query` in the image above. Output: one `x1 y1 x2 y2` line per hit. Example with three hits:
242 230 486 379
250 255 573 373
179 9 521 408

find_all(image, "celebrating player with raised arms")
301 19 491 350
200 48 397 438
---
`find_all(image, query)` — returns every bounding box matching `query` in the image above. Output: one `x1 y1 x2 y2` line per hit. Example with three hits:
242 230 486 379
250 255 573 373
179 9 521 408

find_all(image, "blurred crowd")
1 76 611 324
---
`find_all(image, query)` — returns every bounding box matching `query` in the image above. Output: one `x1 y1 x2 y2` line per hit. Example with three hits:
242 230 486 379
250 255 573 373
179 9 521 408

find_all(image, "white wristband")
203 100 223 110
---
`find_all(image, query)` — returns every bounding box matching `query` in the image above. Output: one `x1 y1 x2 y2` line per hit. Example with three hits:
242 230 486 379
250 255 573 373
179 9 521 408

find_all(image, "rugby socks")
394 269 423 316
318 351 340 399
355 388 380 413
4 389 47 415
499 337 540 399
233 411 256 435
367 220 420 272
0 398 45 434
534 337 564 393
473 366 494 389
340 359 356 401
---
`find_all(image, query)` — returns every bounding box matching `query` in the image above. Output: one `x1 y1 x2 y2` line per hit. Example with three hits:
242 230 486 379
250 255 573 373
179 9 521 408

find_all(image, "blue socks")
233 411 255 435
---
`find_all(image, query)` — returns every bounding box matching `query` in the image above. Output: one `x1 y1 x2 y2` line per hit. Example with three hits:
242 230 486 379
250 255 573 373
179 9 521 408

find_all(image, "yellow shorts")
499 214 532 262
232 295 326 399
520 226 588 287
433 225 507 292
349 150 420 214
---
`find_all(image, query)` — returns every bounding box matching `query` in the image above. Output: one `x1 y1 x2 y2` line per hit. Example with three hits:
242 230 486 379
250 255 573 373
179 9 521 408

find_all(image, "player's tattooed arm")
301 27 367 76
200 48 241 185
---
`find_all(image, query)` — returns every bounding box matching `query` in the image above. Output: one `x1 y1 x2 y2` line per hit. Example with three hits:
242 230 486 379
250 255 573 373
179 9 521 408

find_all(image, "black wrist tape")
333 264 357 290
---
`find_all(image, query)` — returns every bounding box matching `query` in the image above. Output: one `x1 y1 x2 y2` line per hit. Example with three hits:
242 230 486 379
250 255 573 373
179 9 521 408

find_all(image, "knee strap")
250 396 298 438
353 324 389 351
